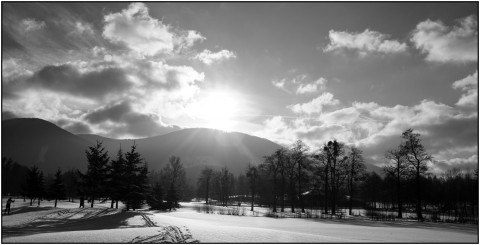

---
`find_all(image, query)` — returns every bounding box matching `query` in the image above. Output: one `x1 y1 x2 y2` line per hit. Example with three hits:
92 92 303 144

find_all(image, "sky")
2 2 478 174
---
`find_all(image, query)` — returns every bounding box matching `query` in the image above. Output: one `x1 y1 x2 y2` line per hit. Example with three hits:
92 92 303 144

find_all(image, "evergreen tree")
25 165 40 206
63 169 79 202
50 169 66 208
37 171 44 206
122 143 148 211
108 148 126 209
85 141 110 207
146 182 165 210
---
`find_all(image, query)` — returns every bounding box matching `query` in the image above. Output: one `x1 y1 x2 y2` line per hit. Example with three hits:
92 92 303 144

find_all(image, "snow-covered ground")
2 199 478 243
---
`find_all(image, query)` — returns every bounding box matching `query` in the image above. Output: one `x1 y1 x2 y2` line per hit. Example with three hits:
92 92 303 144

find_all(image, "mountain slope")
2 119 282 183
2 118 92 173
78 128 283 183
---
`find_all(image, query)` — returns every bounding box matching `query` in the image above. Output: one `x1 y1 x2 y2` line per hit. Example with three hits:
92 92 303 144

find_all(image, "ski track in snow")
1 200 478 243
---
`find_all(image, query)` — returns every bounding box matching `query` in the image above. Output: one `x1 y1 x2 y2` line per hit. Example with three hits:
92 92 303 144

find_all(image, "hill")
2 118 282 183
2 118 92 173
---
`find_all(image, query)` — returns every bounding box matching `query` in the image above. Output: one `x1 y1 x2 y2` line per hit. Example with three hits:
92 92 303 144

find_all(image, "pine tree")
50 169 66 208
25 165 40 206
85 141 110 207
108 148 126 209
146 182 165 210
37 171 44 206
122 143 148 211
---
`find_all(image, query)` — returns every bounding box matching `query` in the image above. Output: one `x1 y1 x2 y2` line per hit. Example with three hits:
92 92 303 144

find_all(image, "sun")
189 90 241 131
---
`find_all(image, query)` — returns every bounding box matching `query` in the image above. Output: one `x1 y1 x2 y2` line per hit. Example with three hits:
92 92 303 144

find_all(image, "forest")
2 128 478 223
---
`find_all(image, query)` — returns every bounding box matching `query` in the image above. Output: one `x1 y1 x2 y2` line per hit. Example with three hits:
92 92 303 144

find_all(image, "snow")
2 199 477 243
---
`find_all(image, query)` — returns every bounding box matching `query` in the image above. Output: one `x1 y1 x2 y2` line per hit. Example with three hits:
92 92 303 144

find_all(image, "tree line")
196 129 478 222
4 141 190 211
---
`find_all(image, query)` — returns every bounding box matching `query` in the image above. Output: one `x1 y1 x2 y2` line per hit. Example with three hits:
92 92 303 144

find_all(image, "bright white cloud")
411 15 478 63
2 58 33 82
296 77 327 94
288 92 340 114
22 18 46 32
256 88 477 174
324 29 407 56
175 30 206 51
103 2 175 56
194 49 237 65
452 71 478 107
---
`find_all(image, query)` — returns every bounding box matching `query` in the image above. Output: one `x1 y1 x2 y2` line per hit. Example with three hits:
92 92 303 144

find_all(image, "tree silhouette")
50 169 66 208
291 140 309 213
402 129 432 220
198 167 214 204
383 145 412 218
146 182 165 210
122 143 148 211
108 148 126 209
346 147 366 215
165 156 185 210
25 165 41 206
260 154 281 212
85 141 110 207
246 164 258 211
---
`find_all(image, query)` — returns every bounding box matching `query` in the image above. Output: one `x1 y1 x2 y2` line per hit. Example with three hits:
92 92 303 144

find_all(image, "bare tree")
402 129 432 220
291 140 309 213
323 140 346 215
347 147 366 215
198 167 214 204
383 145 412 218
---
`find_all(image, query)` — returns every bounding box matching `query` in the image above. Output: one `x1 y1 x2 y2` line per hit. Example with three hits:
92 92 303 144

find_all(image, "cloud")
29 64 131 99
73 21 94 35
194 49 237 65
411 15 478 63
296 77 327 94
452 71 478 107
288 92 340 114
84 101 180 138
21 18 46 32
324 29 407 56
103 2 175 56
175 30 206 51
62 121 93 134
2 58 33 83
102 2 206 57
256 90 476 174
2 111 18 120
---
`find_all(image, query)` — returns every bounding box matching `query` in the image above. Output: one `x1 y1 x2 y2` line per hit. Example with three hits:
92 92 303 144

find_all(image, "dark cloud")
30 64 131 99
84 102 130 124
420 116 477 151
2 30 24 52
84 101 180 138
2 111 18 120
63 121 92 134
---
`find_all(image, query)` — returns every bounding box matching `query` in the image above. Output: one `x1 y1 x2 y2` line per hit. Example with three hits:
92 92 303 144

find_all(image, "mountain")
2 118 383 185
2 118 92 173
2 118 282 183
78 128 283 183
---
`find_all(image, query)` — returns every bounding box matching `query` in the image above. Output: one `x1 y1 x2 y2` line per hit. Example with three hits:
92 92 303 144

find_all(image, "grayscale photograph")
1 2 478 243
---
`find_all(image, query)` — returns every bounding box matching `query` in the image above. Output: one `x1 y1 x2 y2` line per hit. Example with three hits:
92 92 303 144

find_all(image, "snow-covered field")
2 199 478 243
